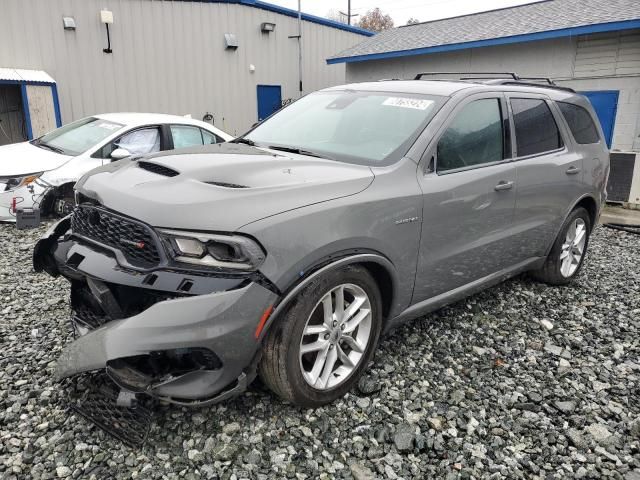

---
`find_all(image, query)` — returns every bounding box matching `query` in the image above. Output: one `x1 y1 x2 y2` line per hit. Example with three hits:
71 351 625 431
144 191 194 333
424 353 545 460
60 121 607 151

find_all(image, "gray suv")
34 76 609 407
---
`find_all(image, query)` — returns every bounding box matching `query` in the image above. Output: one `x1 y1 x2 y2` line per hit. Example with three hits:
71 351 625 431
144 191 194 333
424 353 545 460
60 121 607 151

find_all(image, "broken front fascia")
34 215 279 405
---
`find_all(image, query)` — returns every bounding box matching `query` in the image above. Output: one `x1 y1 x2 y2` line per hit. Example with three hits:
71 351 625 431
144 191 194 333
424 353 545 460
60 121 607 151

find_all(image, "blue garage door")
257 85 282 122
580 90 619 148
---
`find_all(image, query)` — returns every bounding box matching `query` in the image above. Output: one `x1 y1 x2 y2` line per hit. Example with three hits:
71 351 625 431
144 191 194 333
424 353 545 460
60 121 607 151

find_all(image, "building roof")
194 0 373 36
0 68 56 84
327 0 640 64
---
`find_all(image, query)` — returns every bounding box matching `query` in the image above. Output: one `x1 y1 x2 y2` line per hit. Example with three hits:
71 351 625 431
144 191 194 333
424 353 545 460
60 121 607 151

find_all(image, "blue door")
257 85 282 122
580 90 619 148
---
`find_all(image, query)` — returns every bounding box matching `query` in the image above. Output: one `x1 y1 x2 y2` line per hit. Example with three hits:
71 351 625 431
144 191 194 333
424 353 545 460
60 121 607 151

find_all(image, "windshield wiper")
233 138 256 146
266 145 328 159
33 140 65 154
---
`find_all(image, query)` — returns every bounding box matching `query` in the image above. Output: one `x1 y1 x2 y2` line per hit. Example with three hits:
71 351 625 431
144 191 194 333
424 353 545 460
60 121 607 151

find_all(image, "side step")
67 372 155 448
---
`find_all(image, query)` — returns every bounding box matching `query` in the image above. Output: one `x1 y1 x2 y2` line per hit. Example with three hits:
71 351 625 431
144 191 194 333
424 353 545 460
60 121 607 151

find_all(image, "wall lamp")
225 33 238 50
261 22 276 33
62 17 76 31
100 9 114 54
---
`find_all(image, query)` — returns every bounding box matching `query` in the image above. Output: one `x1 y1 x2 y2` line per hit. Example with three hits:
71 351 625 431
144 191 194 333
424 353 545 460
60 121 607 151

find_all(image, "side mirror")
110 148 131 160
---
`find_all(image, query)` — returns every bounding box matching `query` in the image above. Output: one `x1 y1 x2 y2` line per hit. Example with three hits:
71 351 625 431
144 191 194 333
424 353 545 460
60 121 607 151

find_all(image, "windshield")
32 117 124 156
244 90 445 166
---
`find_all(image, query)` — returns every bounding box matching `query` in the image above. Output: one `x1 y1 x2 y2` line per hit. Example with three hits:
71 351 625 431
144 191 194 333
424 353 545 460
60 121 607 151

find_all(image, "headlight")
2 172 42 191
159 229 266 271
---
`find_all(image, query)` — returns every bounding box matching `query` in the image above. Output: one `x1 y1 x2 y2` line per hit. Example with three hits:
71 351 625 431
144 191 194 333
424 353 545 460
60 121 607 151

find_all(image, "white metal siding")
0 0 366 135
575 31 640 77
346 30 640 152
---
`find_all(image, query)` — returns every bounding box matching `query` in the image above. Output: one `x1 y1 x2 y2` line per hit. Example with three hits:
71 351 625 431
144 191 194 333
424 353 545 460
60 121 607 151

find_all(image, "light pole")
339 0 359 26
298 0 302 96
289 0 303 97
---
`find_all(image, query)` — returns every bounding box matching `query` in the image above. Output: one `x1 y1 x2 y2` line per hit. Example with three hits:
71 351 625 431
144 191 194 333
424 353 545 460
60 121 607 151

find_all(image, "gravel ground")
1 222 639 480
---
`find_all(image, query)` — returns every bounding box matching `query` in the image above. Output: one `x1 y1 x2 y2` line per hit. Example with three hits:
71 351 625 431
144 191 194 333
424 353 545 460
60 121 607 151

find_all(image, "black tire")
259 265 382 407
531 207 591 285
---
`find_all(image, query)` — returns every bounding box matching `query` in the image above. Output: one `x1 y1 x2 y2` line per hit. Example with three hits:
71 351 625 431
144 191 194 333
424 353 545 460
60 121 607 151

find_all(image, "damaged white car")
0 113 232 222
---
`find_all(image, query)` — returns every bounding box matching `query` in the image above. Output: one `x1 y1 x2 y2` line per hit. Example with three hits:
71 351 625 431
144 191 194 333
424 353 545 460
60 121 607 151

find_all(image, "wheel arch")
544 194 599 258
40 181 76 215
258 252 398 341
573 195 598 230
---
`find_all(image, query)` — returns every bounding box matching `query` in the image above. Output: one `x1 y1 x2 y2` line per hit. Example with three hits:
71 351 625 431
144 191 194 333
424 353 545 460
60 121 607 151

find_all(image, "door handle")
494 181 514 191
566 166 581 175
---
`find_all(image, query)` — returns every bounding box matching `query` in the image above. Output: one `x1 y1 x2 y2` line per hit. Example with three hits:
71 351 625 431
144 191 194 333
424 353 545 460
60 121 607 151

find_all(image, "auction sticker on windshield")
95 122 122 131
383 97 434 110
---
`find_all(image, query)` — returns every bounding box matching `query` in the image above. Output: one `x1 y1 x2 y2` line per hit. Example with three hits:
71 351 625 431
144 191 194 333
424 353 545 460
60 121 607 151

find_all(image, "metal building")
328 0 640 206
0 0 371 143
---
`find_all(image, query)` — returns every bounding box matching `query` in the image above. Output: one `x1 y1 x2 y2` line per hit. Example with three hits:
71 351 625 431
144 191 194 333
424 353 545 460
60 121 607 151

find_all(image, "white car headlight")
1 172 42 191
159 229 266 271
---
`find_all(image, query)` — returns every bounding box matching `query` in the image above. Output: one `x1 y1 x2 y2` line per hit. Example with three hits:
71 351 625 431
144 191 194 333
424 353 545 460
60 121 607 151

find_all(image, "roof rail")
414 72 520 80
412 72 576 93
486 79 576 93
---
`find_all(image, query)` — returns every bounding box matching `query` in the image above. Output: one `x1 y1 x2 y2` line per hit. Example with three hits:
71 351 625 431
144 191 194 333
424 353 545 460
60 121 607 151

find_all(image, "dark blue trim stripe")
0 79 56 86
20 84 33 140
194 0 373 36
51 84 62 127
327 19 640 64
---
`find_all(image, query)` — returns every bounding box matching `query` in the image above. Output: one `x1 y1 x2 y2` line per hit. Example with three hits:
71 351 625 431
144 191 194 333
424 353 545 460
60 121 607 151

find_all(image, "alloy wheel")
559 218 587 277
299 283 372 390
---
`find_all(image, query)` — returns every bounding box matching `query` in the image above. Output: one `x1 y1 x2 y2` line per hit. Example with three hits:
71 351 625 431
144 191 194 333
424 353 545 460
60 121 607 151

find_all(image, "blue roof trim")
197 0 373 36
327 19 640 64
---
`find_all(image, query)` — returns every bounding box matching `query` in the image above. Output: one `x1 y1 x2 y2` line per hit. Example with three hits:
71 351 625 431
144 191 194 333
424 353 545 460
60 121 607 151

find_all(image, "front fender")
256 253 398 341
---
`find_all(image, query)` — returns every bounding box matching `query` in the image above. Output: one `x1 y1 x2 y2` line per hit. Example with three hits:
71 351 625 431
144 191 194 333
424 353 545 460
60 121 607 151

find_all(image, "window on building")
511 98 563 157
557 102 600 144
437 98 504 172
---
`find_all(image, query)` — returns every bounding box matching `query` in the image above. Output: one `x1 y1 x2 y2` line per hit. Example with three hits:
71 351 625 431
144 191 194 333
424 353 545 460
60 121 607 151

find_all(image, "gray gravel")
1 222 639 479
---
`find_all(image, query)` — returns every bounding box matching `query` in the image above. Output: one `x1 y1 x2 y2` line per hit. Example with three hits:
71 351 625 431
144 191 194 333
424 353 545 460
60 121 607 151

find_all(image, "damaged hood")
76 143 374 231
0 141 73 176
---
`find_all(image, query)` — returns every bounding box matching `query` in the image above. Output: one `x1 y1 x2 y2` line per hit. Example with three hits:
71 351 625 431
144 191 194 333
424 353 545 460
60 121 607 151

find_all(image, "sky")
266 0 543 27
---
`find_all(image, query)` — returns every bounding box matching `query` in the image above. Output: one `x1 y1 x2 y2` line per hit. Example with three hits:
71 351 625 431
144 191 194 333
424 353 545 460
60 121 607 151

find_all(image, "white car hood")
0 142 73 177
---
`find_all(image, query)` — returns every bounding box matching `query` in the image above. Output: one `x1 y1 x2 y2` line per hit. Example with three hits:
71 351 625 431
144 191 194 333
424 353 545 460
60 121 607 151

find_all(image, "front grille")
71 205 161 268
138 161 179 177
73 303 108 330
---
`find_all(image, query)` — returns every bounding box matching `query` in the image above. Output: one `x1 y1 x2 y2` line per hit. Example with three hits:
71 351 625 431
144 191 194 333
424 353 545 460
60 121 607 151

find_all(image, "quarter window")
557 102 600 144
201 129 222 145
511 98 563 157
437 98 504 172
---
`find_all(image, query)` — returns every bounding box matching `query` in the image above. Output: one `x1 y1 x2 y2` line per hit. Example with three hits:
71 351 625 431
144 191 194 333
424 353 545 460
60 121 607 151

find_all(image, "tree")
358 8 394 32
406 17 420 25
326 9 346 24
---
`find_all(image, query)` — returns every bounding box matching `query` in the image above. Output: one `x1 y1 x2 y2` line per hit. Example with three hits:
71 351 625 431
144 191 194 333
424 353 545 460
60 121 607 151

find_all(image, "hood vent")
138 161 179 177
206 181 249 189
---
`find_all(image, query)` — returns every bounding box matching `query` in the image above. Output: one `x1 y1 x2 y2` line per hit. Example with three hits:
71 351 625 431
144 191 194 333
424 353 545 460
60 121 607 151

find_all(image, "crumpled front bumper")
34 216 279 404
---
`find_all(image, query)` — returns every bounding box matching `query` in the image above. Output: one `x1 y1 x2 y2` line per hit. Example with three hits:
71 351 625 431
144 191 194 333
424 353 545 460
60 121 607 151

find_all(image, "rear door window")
437 98 505 172
510 98 563 157
557 102 600 144
171 125 205 149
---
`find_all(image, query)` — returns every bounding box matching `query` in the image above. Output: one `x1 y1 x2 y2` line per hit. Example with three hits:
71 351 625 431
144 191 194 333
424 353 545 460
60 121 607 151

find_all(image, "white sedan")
0 113 232 222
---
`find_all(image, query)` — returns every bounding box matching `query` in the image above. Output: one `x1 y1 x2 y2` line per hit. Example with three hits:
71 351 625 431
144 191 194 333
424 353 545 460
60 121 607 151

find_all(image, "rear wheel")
531 207 591 285
259 266 382 407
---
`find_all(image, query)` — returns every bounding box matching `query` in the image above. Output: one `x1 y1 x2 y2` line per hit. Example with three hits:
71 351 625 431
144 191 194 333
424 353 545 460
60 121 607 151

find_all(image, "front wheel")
259 265 382 407
531 207 591 285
